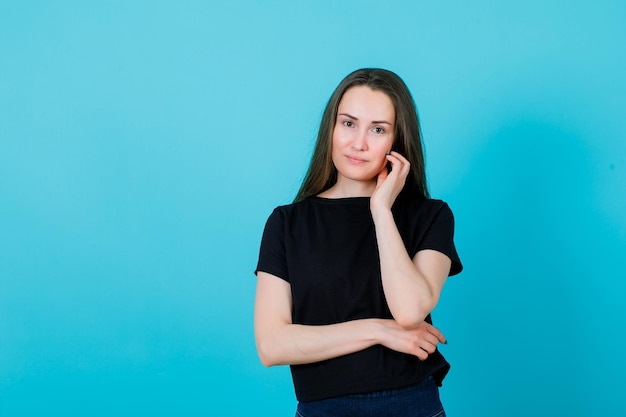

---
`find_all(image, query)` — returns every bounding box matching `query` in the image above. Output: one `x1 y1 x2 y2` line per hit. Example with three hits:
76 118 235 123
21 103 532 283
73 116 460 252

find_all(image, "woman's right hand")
377 319 447 360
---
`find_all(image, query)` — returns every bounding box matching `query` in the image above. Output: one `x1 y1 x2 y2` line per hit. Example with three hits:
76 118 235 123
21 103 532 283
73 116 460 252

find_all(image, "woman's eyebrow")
338 113 392 125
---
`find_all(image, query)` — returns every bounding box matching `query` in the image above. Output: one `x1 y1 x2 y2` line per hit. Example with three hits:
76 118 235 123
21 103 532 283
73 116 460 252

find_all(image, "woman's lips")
346 155 367 164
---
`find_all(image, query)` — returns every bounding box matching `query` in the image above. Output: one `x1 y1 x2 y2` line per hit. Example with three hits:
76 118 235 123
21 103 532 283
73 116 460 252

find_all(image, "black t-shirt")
255 194 462 402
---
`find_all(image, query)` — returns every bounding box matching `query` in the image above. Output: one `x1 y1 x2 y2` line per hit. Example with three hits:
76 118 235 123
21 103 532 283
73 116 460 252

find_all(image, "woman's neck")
318 178 376 199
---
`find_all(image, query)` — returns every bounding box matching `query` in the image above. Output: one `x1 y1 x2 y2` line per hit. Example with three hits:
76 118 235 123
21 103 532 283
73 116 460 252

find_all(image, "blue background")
1 1 625 416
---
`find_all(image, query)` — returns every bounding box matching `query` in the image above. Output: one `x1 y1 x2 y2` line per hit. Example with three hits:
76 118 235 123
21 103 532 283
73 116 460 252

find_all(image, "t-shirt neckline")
311 195 371 204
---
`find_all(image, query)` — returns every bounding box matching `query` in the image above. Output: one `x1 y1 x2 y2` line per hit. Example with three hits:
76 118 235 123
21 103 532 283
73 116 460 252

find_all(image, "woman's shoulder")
271 197 311 213
395 192 451 215
266 197 317 220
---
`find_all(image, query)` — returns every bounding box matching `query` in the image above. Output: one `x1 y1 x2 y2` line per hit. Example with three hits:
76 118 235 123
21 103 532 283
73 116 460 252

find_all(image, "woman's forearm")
256 317 446 367
256 318 385 367
371 208 437 328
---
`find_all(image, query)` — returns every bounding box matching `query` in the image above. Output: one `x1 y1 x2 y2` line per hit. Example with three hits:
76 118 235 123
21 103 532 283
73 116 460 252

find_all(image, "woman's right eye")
342 120 354 127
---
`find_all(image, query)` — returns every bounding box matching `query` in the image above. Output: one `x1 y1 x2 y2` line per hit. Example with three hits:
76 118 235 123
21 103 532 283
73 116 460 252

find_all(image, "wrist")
370 205 394 224
370 318 392 345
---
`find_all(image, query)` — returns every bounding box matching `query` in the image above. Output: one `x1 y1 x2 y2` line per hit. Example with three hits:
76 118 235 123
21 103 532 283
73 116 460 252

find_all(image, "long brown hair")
294 68 429 202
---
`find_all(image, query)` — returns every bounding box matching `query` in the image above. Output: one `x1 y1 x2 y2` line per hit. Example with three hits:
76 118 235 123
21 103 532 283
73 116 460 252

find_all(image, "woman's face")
331 86 396 185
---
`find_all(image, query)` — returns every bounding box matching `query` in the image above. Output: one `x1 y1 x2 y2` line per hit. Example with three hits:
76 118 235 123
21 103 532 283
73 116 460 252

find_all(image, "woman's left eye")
372 127 384 134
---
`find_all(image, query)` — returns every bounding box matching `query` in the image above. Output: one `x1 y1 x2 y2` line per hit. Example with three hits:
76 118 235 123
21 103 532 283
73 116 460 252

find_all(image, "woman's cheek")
375 154 388 172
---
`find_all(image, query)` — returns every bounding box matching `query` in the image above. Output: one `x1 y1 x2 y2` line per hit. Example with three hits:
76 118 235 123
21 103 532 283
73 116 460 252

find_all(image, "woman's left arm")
370 152 452 329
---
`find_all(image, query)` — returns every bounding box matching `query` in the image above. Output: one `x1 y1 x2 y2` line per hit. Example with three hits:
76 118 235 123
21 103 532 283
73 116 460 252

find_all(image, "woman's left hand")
370 151 410 213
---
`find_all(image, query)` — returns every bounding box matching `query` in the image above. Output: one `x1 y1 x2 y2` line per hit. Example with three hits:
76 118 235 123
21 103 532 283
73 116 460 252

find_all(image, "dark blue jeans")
295 376 445 417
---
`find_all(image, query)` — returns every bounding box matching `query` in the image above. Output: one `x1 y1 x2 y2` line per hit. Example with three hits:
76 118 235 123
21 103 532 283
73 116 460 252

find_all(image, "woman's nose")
351 129 368 151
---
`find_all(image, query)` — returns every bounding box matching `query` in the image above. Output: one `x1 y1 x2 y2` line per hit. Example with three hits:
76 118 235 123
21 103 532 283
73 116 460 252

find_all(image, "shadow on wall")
452 118 624 415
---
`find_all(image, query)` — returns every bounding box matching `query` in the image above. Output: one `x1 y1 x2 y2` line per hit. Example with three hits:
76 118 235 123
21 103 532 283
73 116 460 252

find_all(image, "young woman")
254 68 463 417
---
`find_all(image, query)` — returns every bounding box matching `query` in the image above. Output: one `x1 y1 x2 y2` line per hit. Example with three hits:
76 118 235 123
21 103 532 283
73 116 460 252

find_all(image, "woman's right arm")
254 272 447 367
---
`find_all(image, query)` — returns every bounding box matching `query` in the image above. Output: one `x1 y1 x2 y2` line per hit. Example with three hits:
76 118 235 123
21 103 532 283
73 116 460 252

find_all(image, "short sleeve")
416 203 463 276
255 207 290 282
